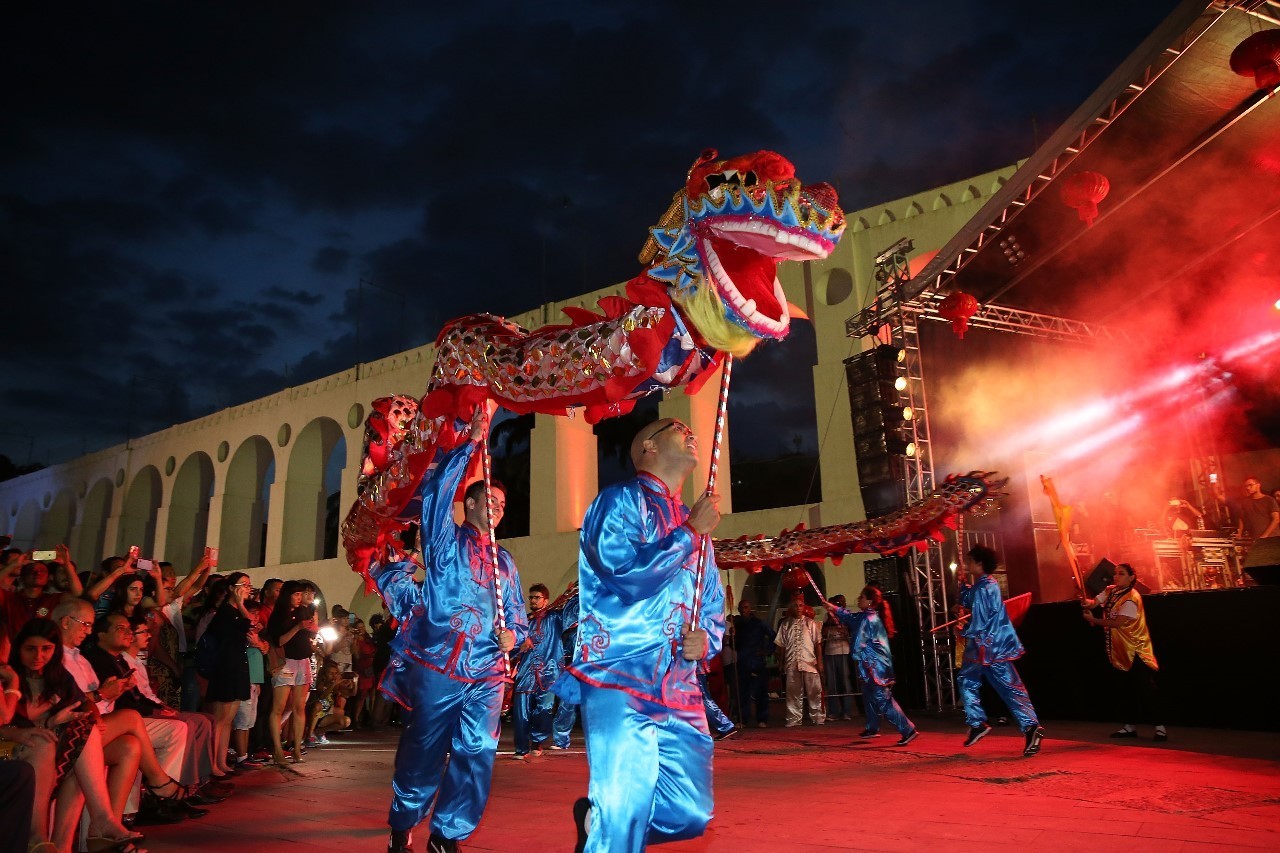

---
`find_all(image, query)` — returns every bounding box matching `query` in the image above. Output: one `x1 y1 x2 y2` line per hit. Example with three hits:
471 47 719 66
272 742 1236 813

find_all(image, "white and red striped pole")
690 355 734 628
477 412 511 677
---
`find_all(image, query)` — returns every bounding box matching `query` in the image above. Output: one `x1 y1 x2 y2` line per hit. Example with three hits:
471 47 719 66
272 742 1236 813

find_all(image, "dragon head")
642 149 845 355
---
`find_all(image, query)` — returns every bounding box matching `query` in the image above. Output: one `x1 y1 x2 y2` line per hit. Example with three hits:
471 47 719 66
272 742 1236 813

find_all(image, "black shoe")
134 801 187 826
425 834 456 853
1023 726 1044 757
858 729 880 739
896 728 919 747
1110 728 1138 739
715 728 740 741
1154 730 1169 742
178 800 210 818
963 723 991 748
388 829 412 853
573 796 591 853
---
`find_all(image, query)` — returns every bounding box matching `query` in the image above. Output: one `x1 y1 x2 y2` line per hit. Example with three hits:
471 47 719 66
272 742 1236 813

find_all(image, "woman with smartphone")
265 581 316 765
7 618 146 852
203 572 253 779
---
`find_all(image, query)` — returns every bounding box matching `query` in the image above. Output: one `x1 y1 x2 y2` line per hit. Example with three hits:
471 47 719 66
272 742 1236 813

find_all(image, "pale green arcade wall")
0 164 1019 620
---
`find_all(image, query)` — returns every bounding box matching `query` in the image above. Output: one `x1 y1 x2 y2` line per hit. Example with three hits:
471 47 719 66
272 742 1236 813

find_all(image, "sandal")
144 776 188 801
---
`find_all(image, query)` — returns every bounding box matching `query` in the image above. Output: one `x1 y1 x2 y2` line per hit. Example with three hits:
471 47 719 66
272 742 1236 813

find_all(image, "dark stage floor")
137 717 1280 851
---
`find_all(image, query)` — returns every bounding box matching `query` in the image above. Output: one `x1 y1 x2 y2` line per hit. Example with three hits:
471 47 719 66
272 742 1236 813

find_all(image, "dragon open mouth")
700 233 789 338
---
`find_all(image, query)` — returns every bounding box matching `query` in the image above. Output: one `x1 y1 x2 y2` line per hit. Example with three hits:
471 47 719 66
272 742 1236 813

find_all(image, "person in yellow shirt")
1080 563 1167 742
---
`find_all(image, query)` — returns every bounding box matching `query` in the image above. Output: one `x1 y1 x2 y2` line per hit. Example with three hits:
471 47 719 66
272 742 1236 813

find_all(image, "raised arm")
56 544 84 597
173 555 212 600
87 553 135 602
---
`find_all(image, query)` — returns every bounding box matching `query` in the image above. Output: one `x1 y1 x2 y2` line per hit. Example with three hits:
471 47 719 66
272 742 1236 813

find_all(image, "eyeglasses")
644 421 692 444
67 616 92 629
232 582 251 588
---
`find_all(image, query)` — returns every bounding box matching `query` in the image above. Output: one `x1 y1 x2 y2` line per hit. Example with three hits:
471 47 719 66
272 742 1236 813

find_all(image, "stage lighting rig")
875 237 915 266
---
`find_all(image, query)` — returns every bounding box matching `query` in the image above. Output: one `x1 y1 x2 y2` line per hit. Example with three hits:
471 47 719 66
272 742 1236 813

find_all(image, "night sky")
2 1 1184 466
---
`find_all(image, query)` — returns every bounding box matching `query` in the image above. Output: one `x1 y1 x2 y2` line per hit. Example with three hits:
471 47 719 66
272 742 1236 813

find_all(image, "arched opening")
594 395 661 492
489 410 533 539
728 321 822 511
11 499 41 551
37 489 76 549
220 436 274 571
166 452 215 572
281 418 345 564
77 479 114 568
117 467 162 557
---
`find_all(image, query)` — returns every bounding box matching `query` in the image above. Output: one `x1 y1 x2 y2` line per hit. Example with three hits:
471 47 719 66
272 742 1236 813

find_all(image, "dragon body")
342 150 1000 588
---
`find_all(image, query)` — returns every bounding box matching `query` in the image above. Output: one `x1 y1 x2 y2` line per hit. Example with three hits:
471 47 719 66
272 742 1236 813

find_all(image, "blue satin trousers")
553 697 577 748
388 666 503 838
580 684 714 852
697 672 734 735
958 659 1039 731
512 688 555 754
858 677 913 735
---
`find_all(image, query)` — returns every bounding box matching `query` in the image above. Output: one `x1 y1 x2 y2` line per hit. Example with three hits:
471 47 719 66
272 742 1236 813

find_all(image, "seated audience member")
8 618 144 852
126 614 228 801
51 600 195 826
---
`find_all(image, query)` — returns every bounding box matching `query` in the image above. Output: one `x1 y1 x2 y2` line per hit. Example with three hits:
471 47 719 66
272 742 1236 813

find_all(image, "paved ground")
138 717 1280 852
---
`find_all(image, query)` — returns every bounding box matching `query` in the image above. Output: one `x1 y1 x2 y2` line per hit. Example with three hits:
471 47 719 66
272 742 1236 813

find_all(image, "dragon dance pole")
478 412 512 677
690 355 734 629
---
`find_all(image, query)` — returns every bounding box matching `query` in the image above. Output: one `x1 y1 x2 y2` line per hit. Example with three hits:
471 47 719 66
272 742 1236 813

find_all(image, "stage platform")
136 718 1280 851
1018 585 1280 731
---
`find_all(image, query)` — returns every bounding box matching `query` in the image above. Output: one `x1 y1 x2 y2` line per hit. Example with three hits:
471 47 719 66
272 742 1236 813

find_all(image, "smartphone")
205 546 219 568
137 558 154 571
32 549 58 561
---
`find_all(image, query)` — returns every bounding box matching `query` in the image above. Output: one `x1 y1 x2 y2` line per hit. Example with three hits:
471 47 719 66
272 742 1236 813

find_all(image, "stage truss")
848 257 1133 713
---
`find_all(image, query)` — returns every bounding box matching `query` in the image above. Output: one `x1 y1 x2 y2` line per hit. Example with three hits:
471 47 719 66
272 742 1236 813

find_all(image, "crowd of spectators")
0 545 395 853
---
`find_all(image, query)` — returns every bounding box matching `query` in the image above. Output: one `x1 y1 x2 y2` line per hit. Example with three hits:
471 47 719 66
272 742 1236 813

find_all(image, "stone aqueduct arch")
117 466 163 556
220 436 274 571
166 452 215 572
77 479 114 569
36 489 76 549
280 417 346 564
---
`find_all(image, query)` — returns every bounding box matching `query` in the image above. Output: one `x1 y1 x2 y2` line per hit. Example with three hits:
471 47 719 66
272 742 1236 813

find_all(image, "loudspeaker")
1243 538 1280 585
1085 559 1115 596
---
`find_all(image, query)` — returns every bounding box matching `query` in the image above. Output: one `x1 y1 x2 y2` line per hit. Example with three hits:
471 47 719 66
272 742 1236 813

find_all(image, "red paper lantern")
938 290 979 339
781 567 808 592
1229 29 1280 90
1059 171 1110 226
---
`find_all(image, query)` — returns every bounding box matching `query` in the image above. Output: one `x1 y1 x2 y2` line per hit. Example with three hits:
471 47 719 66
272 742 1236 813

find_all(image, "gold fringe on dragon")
341 149 1003 588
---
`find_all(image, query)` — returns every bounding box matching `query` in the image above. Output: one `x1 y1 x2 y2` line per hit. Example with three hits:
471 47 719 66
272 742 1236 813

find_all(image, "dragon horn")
638 189 687 265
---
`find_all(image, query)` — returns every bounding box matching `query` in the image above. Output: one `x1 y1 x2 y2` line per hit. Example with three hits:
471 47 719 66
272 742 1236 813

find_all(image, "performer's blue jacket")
514 603 569 694
831 607 896 686
556 472 725 711
373 440 529 707
959 574 1024 665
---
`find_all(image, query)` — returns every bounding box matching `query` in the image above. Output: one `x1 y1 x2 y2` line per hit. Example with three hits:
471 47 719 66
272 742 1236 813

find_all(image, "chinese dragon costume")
342 149 1002 589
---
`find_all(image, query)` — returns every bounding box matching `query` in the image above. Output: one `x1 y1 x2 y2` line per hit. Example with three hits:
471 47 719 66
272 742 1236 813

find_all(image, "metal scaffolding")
850 267 1132 713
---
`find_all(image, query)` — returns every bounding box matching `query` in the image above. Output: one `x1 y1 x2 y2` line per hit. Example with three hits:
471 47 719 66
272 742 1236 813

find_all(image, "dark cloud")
1 1 1188 463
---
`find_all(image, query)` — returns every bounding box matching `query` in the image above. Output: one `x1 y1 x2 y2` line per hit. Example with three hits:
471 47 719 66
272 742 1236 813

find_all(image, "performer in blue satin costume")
552 590 580 748
553 417 725 853
826 586 917 745
374 412 529 853
957 544 1044 757
512 583 568 757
